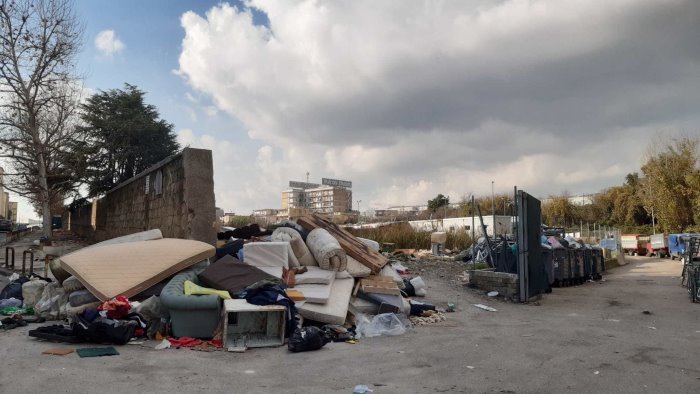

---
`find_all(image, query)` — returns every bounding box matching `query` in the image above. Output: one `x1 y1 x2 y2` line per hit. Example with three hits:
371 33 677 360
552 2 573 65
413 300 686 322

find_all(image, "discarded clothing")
166 336 222 348
0 306 34 316
72 316 137 346
0 298 22 308
0 276 28 300
242 284 297 337
28 325 84 344
214 239 245 262
97 296 131 319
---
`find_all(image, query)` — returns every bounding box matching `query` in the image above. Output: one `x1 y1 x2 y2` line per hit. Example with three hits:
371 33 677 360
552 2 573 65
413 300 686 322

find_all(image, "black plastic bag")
72 316 136 345
287 326 331 353
0 276 29 300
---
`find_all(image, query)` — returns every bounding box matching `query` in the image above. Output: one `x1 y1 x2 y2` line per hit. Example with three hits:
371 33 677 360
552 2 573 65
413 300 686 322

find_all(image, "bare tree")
0 0 83 238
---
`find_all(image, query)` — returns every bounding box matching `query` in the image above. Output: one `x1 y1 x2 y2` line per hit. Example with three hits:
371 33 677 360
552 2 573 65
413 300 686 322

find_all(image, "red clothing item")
167 336 223 348
97 296 131 319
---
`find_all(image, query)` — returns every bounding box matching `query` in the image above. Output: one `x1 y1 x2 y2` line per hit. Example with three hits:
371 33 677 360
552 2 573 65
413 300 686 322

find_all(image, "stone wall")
67 148 216 245
469 269 520 299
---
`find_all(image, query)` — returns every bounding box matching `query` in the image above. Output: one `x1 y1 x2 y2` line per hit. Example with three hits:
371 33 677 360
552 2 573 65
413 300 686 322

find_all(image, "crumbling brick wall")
469 269 520 299
67 148 216 245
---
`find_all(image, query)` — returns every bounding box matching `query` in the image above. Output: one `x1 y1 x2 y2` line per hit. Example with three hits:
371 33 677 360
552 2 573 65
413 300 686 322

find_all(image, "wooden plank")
360 278 401 296
297 214 387 274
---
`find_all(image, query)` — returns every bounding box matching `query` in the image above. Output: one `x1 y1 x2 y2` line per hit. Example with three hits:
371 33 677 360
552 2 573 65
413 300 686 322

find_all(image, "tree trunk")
37 153 53 241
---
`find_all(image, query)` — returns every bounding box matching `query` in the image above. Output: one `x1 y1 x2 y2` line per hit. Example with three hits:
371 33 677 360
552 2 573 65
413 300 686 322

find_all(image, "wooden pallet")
297 214 387 274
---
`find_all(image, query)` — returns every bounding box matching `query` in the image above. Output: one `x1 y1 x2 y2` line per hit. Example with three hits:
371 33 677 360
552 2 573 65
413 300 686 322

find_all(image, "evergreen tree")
79 84 180 196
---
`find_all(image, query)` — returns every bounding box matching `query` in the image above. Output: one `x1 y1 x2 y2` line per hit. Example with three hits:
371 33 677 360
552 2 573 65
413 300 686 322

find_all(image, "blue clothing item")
242 284 297 337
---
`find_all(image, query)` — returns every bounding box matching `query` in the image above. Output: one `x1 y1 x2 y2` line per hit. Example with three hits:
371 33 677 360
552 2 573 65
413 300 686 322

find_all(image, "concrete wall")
469 269 519 299
67 148 216 245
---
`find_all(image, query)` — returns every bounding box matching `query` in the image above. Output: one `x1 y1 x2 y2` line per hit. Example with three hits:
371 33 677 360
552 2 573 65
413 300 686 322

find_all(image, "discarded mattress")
197 255 279 296
297 278 353 325
346 256 371 278
306 228 347 272
272 227 316 266
358 238 380 252
60 238 214 301
243 242 299 268
84 229 163 250
294 273 336 304
294 267 336 285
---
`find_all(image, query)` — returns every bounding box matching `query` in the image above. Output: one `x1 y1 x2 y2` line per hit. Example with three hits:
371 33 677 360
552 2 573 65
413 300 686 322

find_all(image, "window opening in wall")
154 170 163 195
145 175 150 194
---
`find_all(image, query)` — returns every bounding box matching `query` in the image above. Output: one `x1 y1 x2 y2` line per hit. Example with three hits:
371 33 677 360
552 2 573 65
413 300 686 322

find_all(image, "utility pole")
306 172 310 183
491 181 495 237
651 206 656 234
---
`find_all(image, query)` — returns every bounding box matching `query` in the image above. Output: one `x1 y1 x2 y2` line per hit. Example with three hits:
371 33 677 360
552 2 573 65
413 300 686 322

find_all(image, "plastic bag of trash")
287 326 331 353
22 279 48 308
355 313 407 338
34 282 68 320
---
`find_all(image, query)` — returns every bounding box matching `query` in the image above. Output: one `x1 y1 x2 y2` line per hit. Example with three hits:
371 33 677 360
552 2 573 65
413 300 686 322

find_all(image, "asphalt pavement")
0 255 699 393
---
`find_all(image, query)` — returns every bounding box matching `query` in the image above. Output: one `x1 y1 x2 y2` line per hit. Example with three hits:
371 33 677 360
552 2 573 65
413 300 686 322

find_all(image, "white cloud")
95 30 125 57
177 1 700 213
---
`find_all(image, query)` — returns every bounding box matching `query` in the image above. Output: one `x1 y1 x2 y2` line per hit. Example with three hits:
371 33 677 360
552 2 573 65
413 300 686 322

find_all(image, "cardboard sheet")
61 238 214 301
297 278 353 325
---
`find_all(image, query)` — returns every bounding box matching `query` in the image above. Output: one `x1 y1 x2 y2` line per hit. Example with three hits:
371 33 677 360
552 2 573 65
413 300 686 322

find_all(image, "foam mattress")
297 278 353 325
61 238 214 301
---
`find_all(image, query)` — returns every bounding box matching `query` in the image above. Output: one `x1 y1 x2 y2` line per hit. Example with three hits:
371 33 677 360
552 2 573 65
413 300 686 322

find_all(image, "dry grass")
348 222 472 251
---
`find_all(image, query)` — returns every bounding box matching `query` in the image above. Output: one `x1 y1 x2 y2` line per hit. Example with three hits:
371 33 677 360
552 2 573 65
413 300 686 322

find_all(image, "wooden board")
61 238 214 301
297 214 387 273
360 277 401 296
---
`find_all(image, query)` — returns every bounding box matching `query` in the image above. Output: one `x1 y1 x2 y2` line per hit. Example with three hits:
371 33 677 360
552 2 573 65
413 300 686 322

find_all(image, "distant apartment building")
220 212 237 224
280 178 353 218
252 208 281 225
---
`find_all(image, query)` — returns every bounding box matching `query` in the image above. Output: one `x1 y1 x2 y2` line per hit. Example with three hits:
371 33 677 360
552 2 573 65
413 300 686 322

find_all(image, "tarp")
61 238 214 301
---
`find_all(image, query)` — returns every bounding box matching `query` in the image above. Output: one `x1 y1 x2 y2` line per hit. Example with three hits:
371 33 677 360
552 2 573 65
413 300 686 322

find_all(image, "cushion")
197 255 278 296
184 280 231 299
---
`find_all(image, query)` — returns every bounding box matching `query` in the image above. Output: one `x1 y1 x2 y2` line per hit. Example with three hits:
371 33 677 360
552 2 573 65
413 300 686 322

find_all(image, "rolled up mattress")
272 227 317 266
306 228 347 272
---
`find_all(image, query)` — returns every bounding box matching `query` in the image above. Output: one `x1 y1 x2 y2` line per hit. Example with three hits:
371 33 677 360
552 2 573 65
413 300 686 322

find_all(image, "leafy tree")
542 194 576 227
0 0 84 238
79 84 180 197
640 136 698 232
427 194 449 212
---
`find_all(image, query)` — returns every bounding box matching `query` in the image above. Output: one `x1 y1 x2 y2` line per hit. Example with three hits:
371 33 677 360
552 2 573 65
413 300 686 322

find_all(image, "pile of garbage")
0 214 440 354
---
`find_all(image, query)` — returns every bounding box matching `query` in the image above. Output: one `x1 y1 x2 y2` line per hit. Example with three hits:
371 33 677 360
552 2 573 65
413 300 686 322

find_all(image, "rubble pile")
0 214 441 355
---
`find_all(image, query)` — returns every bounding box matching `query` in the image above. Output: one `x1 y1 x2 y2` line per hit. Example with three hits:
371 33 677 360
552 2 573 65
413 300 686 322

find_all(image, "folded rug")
306 229 347 272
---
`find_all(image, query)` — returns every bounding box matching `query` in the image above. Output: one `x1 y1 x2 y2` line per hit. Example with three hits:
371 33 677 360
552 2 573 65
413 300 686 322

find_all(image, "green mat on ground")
76 347 120 358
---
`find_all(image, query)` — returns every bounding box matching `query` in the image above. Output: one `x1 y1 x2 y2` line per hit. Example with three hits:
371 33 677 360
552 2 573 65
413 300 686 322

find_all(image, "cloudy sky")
16 0 700 220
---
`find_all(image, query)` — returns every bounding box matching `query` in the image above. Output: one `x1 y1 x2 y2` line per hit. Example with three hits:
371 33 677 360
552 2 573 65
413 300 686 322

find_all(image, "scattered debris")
473 304 497 312
487 291 499 297
42 348 75 356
